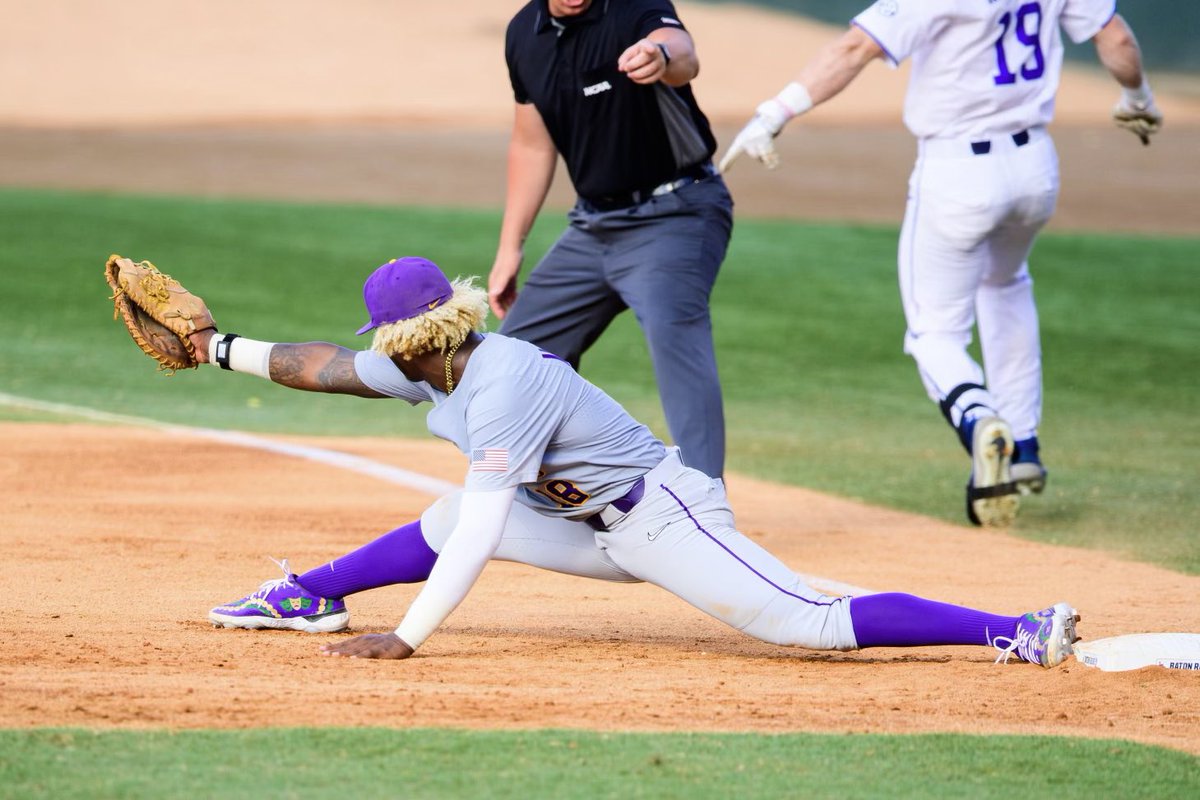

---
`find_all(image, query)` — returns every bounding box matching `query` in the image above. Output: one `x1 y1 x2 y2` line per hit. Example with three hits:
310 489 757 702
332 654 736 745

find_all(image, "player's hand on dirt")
488 248 523 319
320 632 415 659
618 39 668 84
1112 95 1162 146
188 329 217 364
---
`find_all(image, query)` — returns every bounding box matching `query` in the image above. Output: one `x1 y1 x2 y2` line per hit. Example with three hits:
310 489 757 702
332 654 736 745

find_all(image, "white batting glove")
718 112 782 172
1112 81 1163 146
718 82 814 173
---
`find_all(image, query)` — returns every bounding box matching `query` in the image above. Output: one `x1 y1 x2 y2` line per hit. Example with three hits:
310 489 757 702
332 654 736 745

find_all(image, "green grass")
1 728 1196 799
0 187 1196 572
1 187 1197 793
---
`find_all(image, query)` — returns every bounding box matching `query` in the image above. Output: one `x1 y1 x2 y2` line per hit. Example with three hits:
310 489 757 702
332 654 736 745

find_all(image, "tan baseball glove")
104 254 217 373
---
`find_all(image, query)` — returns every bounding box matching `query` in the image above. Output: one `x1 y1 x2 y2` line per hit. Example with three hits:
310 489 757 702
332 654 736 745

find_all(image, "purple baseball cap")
356 257 455 335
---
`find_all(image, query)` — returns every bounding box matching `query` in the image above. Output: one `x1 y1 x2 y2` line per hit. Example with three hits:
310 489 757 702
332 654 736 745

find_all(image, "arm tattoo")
269 343 378 396
317 350 367 393
270 345 309 388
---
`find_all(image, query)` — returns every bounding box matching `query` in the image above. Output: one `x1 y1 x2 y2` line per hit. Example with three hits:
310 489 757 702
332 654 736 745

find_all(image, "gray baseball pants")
500 176 734 478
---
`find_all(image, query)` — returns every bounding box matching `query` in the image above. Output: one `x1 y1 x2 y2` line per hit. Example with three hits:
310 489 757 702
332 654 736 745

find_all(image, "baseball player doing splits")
195 256 1078 667
720 1 1162 526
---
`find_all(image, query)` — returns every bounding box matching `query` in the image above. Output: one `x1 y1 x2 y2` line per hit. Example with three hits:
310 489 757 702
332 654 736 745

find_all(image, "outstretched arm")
189 328 386 398
792 24 885 107
320 487 518 659
718 25 883 172
1092 14 1162 145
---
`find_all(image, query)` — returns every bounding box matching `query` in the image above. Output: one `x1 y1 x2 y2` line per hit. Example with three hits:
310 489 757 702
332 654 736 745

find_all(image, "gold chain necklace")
444 339 463 395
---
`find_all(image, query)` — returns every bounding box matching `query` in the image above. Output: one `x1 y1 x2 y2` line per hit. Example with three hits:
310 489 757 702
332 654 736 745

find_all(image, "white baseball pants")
421 451 858 651
898 127 1059 440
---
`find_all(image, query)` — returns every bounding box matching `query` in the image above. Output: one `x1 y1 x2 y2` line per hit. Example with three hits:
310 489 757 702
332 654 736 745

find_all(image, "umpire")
488 0 734 479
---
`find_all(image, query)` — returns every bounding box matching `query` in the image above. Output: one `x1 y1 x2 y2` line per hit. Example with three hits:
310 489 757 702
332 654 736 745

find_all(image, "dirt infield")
2 0 1199 756
3 422 1199 753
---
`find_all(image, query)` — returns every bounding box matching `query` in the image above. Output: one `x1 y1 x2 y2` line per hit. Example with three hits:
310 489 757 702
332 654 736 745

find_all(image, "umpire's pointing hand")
320 632 415 660
618 38 669 85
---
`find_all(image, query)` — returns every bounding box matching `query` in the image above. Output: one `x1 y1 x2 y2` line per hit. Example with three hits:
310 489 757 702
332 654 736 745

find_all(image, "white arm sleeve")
394 486 517 650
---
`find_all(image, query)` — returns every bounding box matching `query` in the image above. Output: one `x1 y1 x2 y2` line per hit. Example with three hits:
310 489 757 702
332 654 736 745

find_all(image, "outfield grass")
1 728 1196 800
2 187 1195 571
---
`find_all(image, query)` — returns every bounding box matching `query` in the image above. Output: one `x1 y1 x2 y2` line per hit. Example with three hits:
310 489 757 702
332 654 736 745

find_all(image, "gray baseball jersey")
354 334 666 518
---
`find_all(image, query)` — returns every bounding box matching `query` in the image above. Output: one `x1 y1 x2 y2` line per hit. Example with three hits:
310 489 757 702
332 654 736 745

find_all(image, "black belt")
585 476 646 531
970 130 1030 155
581 162 717 212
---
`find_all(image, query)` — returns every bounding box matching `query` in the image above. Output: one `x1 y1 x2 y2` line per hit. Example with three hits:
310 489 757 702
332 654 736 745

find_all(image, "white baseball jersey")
853 0 1116 138
354 334 665 518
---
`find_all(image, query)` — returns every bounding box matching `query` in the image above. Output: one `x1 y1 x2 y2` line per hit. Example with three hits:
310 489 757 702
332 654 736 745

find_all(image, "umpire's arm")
619 26 699 87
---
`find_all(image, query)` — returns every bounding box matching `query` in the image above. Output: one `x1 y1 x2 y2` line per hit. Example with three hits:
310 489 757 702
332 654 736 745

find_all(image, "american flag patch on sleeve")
471 448 510 472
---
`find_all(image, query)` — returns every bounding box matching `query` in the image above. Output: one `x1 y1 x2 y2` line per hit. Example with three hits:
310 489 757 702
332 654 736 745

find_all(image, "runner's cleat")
966 416 1019 526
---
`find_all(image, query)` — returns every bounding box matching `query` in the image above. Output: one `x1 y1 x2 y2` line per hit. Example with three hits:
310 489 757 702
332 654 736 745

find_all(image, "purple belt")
585 476 646 532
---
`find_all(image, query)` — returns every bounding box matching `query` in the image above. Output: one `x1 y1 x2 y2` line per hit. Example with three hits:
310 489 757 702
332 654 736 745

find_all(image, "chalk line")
0 390 874 596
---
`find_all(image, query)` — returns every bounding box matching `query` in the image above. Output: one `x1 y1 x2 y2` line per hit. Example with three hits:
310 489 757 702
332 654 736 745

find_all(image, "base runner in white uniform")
196 256 1077 668
719 1 1162 527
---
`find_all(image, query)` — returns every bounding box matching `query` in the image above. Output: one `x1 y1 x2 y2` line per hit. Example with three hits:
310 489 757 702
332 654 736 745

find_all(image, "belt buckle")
652 178 683 197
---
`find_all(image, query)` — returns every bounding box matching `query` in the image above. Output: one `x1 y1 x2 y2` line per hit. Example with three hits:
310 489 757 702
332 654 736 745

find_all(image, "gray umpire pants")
500 175 734 478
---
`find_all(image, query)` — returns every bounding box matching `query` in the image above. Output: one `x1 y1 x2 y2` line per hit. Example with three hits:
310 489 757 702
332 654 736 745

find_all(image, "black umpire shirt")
505 0 718 202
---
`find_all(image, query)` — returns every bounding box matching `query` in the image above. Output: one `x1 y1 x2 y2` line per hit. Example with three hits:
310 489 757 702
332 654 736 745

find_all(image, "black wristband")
655 42 671 66
214 333 241 370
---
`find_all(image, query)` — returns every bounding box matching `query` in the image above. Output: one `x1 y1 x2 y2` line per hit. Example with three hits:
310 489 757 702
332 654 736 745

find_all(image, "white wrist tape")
1123 77 1153 108
208 333 274 379
755 82 814 135
775 81 815 117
